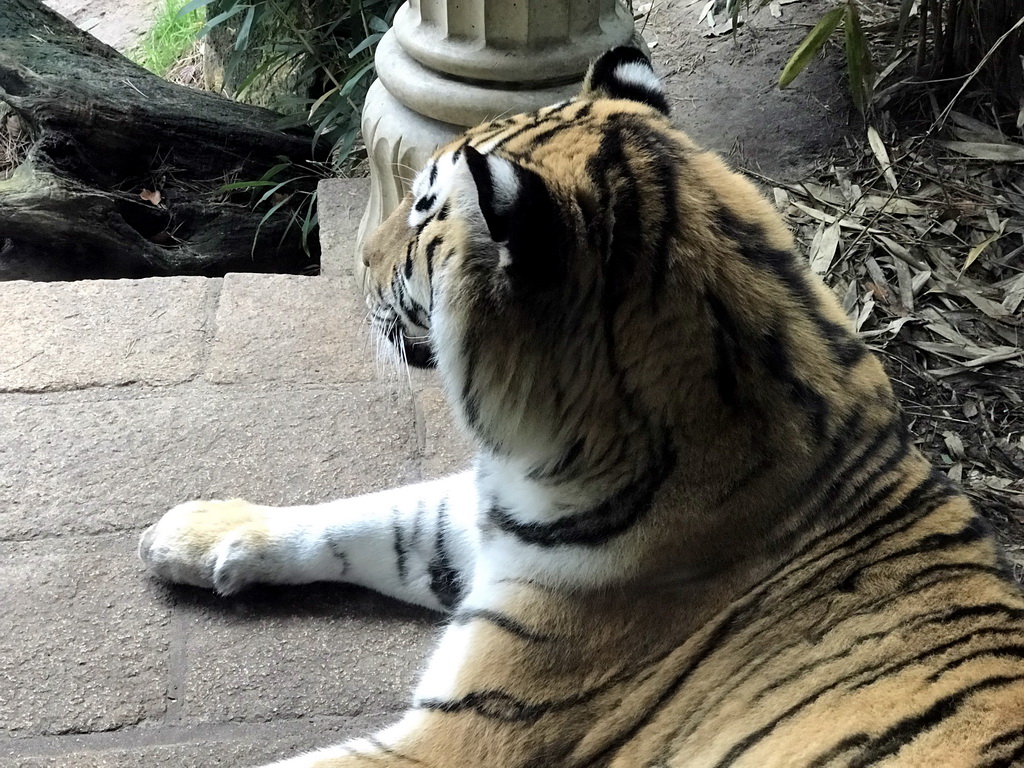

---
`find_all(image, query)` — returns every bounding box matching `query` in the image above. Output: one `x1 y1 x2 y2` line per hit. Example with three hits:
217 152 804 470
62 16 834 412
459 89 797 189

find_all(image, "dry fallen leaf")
867 126 898 190
961 219 1006 275
808 221 841 275
937 141 1024 162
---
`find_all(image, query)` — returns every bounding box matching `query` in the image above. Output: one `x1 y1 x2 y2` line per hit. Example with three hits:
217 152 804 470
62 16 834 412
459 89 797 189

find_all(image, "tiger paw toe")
138 499 268 594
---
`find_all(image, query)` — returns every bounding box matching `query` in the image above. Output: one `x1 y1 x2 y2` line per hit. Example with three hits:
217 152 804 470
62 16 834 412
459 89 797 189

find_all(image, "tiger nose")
361 249 370 267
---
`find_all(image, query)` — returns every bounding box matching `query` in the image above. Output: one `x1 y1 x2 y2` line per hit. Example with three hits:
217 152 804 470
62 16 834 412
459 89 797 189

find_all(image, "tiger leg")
137 471 478 610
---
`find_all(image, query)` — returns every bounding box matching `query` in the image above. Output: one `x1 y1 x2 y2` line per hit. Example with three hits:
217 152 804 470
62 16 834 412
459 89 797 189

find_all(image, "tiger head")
361 46 891 495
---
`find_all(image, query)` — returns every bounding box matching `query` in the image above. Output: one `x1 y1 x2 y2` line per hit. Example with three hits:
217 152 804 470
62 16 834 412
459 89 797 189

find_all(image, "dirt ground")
44 0 163 52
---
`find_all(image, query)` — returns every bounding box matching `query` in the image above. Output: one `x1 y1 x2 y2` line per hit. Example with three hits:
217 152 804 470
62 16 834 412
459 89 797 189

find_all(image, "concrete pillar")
353 0 635 277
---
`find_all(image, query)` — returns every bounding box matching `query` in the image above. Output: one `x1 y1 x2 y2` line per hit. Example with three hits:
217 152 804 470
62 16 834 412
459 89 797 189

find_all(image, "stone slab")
317 178 371 278
410 373 474 479
0 535 171 739
0 278 215 393
206 274 379 385
0 716 386 766
0 384 421 541
175 584 437 724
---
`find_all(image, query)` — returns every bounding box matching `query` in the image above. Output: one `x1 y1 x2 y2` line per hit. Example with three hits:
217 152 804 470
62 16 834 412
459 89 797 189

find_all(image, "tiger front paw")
138 499 272 595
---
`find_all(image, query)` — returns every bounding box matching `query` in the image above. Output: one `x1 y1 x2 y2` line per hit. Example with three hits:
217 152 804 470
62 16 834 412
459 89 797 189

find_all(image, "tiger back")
359 46 1024 767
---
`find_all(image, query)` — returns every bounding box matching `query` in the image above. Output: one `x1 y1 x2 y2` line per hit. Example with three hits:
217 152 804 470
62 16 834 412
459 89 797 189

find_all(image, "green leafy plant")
218 158 329 257
776 0 1023 118
778 2 874 114
130 0 204 76
179 0 399 166
177 0 401 258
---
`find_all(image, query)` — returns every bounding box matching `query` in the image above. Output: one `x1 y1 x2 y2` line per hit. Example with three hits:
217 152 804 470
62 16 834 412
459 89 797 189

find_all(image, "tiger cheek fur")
142 45 1024 768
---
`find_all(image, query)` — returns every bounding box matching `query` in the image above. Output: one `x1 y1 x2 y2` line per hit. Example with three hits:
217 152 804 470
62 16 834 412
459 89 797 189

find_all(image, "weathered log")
0 0 327 280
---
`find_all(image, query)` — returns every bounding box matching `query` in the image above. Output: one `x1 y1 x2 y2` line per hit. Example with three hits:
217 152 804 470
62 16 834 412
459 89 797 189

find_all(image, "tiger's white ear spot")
483 154 520 221
612 60 663 96
584 47 670 115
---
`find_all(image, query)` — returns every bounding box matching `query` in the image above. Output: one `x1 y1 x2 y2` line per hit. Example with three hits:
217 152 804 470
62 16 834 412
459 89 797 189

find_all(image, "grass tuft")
130 0 204 77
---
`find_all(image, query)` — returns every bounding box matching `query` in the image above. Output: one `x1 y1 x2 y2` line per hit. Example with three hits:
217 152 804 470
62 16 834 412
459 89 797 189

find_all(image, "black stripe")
850 625 1022 693
392 508 408 584
606 81 671 115
451 608 553 642
760 328 829 440
587 121 640 373
587 47 670 115
403 241 414 279
928 644 1024 682
594 611 750 763
981 741 1024 768
414 193 436 212
427 499 463 609
459 342 480 430
763 473 958 631
324 536 349 572
844 675 1024 768
706 291 742 408
855 517 988 574
424 235 441 288
984 730 1024 754
687 470 954 720
487 440 674 547
806 734 873 768
487 115 566 154
712 666 1022 768
714 206 866 369
418 690 552 724
409 499 428 548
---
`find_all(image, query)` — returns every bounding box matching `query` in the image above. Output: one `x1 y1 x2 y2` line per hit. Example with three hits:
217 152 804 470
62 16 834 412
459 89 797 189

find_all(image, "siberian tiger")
139 47 1024 767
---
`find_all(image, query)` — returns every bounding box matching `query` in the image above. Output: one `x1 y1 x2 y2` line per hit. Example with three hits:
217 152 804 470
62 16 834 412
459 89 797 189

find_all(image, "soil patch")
44 0 163 52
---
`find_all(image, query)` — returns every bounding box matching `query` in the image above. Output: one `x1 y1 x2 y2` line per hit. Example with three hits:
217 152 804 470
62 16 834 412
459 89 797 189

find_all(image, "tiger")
138 46 1024 767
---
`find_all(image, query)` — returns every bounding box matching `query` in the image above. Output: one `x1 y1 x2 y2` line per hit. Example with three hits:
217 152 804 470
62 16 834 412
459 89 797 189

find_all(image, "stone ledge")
0 278 216 393
0 384 423 542
205 273 379 385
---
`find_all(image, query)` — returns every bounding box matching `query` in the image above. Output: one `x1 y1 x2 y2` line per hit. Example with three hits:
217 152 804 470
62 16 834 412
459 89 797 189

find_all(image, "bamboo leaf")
337 60 375 98
177 0 217 17
961 219 1007 275
779 6 844 88
235 5 256 50
348 31 383 58
866 125 898 190
896 0 915 41
937 141 1024 162
253 194 294 256
217 179 280 192
308 86 339 120
844 2 874 114
197 3 248 39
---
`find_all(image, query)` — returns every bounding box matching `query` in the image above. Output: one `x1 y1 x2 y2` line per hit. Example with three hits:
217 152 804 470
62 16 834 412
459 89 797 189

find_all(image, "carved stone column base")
354 76 463 287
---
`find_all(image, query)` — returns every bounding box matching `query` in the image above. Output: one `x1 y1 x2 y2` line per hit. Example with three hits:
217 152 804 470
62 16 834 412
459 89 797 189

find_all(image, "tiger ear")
461 144 517 243
457 144 567 286
582 46 670 116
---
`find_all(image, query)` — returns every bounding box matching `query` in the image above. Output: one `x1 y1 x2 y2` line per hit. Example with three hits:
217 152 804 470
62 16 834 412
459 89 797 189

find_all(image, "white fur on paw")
138 499 270 595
